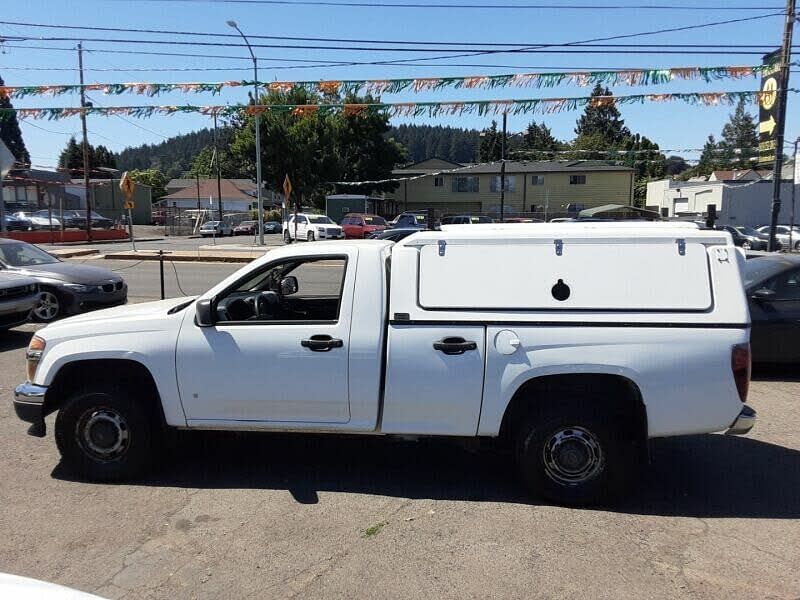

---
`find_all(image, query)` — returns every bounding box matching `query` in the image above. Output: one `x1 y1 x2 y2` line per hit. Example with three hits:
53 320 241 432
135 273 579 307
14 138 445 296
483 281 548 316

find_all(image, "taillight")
731 343 751 403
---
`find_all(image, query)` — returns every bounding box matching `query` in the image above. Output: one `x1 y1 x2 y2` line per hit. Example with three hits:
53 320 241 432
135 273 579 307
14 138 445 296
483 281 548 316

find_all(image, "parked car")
391 211 429 230
0 572 105 599
741 255 800 363
0 238 127 322
715 225 773 251
283 213 343 243
57 210 114 230
233 220 258 236
3 214 28 231
12 212 61 230
14 222 755 507
755 225 800 250
366 228 421 242
440 215 493 226
341 214 388 239
199 220 233 237
264 221 282 234
0 272 40 331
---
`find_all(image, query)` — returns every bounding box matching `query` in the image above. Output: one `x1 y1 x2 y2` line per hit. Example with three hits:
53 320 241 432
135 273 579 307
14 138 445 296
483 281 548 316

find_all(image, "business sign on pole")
758 49 782 166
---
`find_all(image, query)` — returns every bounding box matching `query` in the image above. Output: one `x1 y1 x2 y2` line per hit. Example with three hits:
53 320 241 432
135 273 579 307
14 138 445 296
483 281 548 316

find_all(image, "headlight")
317 226 325 231
26 335 46 381
64 283 91 293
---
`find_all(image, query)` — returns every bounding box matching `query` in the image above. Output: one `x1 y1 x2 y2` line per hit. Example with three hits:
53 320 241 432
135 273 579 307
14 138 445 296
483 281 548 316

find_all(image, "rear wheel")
515 400 640 506
55 384 159 481
284 230 292 244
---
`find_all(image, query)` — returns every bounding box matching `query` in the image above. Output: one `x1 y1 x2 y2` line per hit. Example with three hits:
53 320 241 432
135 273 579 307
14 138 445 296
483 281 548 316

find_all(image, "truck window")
214 257 347 323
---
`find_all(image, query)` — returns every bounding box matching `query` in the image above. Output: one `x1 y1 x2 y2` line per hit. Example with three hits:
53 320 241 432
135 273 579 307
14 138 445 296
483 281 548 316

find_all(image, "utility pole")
213 112 223 222
78 43 93 242
767 0 796 251
790 137 799 251
499 111 507 222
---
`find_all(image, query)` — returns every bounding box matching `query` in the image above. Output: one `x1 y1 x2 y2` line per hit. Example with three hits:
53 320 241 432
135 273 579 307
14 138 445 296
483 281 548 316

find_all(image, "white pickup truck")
14 223 755 506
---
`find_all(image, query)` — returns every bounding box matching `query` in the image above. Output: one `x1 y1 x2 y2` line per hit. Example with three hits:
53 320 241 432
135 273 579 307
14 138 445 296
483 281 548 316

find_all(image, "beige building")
388 158 635 216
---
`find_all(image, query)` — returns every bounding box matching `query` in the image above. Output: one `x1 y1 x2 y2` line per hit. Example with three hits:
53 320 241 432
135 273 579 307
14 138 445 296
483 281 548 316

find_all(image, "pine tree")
478 120 504 162
58 137 83 170
523 121 560 160
574 83 630 146
696 135 720 175
0 75 31 165
719 98 759 169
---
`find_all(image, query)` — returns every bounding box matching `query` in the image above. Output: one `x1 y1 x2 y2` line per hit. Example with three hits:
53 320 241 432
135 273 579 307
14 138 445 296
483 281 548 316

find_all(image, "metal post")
228 21 265 246
212 113 224 223
767 0 796 251
500 111 507 222
159 250 165 300
78 43 93 242
790 137 798 252
0 176 5 235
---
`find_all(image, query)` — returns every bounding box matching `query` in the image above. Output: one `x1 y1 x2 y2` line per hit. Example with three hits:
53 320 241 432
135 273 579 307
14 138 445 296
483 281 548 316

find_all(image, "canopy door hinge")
676 238 686 256
554 239 563 256
438 240 447 256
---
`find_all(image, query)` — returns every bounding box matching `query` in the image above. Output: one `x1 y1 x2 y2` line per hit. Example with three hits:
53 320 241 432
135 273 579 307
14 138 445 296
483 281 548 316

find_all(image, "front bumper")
63 285 128 314
725 404 756 435
0 292 40 329
14 382 48 437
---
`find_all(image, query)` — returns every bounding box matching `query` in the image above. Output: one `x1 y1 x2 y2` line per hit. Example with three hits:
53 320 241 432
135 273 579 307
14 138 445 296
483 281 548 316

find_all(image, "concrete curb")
48 248 100 259
102 250 263 263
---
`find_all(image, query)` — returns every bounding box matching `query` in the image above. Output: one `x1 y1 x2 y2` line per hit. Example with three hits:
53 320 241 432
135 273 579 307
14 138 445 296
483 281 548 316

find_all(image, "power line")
102 0 787 10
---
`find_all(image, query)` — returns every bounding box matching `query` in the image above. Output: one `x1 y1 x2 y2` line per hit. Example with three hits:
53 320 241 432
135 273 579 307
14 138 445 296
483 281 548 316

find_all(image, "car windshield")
411 214 427 223
0 241 60 266
239 221 256 226
472 216 492 223
363 216 386 225
201 221 219 228
735 226 761 236
308 215 334 224
741 258 793 288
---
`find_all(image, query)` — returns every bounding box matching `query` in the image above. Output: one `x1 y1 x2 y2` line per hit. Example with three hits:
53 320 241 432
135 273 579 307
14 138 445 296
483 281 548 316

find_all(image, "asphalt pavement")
0 260 799 599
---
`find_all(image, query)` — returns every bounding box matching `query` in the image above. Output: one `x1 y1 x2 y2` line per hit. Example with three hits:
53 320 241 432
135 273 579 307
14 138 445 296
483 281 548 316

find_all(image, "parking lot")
1 259 799 599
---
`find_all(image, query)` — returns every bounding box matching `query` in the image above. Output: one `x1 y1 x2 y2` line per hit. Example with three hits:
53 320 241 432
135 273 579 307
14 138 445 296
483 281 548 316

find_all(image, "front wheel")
515 402 639 506
55 384 158 481
307 231 316 242
742 241 751 250
33 289 61 322
284 230 292 244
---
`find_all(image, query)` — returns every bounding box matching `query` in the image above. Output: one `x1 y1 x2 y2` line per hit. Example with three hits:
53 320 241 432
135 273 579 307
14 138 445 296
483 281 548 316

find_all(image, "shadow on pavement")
752 363 800 382
0 329 35 352
53 430 800 518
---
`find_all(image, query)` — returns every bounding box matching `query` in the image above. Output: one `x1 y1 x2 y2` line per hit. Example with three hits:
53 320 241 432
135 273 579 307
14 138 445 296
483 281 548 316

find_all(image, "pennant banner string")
2 90 793 121
0 63 777 99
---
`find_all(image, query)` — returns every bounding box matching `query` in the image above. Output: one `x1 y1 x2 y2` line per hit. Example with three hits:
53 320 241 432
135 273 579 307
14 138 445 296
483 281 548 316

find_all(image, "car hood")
38 297 194 342
13 262 123 285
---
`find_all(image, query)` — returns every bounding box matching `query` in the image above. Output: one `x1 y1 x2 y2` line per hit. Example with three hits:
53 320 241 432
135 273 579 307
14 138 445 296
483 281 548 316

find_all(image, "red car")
341 213 388 239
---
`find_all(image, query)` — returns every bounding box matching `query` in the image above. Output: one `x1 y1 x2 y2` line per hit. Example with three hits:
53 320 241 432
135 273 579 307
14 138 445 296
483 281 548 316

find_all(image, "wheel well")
499 374 647 445
44 359 166 426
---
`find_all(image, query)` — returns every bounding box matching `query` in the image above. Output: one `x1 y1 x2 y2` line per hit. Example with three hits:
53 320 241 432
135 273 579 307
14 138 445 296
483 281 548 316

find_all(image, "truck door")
381 325 486 435
176 251 357 425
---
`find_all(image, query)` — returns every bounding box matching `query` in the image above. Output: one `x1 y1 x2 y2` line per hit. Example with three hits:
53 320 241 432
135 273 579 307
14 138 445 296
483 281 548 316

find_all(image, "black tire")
284 230 292 244
514 400 640 506
742 241 751 250
307 231 315 242
55 384 159 481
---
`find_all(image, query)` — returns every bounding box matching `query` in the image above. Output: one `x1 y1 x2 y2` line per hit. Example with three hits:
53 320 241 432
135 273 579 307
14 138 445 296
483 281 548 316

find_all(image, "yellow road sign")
119 172 136 209
759 115 777 135
283 174 292 200
760 77 777 111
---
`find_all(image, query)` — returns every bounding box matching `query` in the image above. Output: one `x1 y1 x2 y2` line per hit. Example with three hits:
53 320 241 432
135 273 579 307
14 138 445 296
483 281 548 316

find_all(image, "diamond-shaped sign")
283 174 292 200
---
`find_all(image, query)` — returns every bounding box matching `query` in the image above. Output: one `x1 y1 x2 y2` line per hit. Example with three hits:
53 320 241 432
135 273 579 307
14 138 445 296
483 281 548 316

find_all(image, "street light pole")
228 20 265 246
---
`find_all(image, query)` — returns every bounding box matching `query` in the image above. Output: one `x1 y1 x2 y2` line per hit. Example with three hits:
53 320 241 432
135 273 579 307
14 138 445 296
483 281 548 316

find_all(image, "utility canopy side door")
176 250 356 425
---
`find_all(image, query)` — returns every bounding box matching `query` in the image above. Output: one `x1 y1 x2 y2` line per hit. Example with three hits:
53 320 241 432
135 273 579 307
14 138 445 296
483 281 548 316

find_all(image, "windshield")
741 258 792 289
363 216 386 225
308 215 334 224
0 241 60 266
735 226 762 236
202 221 219 227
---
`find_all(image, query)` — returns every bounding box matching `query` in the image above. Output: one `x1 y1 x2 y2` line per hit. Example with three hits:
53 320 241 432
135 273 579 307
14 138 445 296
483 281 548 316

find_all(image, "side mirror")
751 288 776 302
195 298 216 327
280 276 299 296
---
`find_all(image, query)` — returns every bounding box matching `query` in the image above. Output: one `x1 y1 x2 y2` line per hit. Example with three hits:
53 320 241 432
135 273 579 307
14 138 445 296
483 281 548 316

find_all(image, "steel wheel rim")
34 291 60 321
742 241 751 250
542 426 604 486
76 407 130 461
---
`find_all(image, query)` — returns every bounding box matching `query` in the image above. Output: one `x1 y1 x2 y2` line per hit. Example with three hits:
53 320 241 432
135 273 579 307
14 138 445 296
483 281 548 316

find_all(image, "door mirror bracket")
195 298 216 327
751 288 776 302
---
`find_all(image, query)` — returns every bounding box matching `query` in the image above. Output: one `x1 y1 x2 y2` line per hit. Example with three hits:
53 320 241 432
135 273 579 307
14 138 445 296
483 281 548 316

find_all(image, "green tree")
694 135 721 176
574 83 630 146
0 74 30 166
94 145 117 169
127 168 168 200
58 137 118 177
478 120 504 162
189 144 246 179
523 120 560 159
58 136 84 170
719 98 759 169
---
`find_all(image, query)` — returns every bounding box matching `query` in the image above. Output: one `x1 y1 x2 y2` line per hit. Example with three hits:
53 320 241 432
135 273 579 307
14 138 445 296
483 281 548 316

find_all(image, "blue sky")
1 0 796 168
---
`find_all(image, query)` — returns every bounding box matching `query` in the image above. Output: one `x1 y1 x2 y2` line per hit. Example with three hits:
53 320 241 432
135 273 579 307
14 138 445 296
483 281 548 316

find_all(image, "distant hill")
387 124 480 164
115 124 481 177
116 128 222 178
